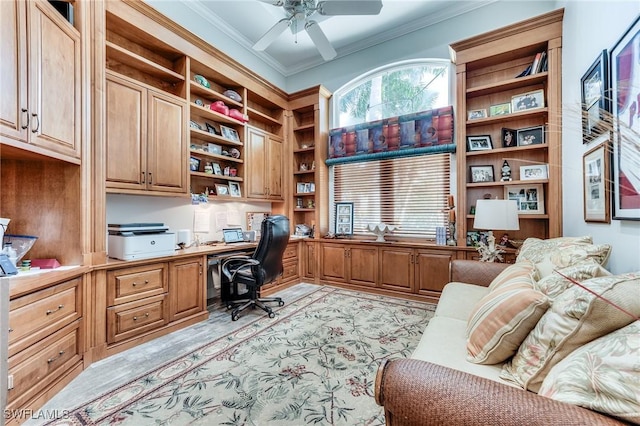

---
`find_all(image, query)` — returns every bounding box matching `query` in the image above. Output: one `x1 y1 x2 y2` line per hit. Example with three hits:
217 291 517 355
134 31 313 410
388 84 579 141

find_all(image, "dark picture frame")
501 128 517 148
189 157 200 172
467 135 493 151
205 122 221 135
610 16 640 220
583 134 611 223
470 165 495 183
335 202 354 235
517 126 545 146
580 50 610 143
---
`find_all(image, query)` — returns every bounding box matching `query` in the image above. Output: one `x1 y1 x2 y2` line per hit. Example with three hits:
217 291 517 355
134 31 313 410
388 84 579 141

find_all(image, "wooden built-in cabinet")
105 72 188 194
262 241 300 294
169 256 206 322
0 0 81 162
319 243 378 287
450 9 564 245
246 126 284 200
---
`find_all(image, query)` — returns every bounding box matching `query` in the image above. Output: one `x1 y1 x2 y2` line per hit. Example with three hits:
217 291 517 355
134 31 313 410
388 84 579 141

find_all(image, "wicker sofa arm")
449 259 510 287
375 359 628 426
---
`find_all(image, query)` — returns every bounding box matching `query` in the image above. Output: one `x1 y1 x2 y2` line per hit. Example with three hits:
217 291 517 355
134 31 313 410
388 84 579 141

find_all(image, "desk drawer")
9 278 82 357
107 263 168 306
7 320 82 409
280 259 299 283
107 294 168 344
283 243 298 261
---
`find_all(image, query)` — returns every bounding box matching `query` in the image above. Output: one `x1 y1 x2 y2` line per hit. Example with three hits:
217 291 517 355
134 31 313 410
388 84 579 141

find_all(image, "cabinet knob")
133 313 150 321
47 350 65 364
30 113 39 133
45 304 64 315
20 108 29 130
8 327 13 333
141 172 145 183
148 172 152 184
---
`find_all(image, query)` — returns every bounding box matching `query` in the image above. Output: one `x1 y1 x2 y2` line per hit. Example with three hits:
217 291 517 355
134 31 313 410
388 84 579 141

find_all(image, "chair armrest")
221 256 260 281
375 359 629 426
449 259 510 287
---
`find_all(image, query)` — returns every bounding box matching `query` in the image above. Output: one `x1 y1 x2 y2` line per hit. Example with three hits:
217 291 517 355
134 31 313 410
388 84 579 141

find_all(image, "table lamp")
473 199 519 262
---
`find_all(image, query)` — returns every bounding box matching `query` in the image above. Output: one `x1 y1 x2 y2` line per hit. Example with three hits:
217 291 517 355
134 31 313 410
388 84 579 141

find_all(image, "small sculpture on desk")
367 223 398 242
500 160 512 181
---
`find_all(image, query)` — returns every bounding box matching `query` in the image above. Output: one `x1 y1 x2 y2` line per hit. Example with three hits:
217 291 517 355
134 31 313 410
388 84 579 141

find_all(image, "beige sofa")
375 238 639 426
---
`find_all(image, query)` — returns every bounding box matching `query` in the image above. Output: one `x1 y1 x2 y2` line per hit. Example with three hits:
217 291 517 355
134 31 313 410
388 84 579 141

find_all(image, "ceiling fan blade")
256 0 284 5
317 0 383 16
305 20 337 61
253 18 291 51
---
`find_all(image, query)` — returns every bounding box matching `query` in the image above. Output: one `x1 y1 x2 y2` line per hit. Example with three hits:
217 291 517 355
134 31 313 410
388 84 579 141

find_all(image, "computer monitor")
222 228 245 243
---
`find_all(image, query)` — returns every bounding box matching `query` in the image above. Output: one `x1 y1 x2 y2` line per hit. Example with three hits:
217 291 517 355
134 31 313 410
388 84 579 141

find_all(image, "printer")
107 223 175 260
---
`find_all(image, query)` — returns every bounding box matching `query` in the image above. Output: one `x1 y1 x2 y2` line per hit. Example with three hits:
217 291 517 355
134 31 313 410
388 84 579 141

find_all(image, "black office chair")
221 215 290 321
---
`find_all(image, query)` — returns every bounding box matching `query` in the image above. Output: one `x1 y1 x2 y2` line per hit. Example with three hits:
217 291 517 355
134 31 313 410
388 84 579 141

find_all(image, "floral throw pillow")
534 259 611 299
539 321 640 425
500 272 640 392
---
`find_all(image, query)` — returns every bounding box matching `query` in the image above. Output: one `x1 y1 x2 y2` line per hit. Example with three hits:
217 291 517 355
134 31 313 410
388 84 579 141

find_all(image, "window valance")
326 105 455 165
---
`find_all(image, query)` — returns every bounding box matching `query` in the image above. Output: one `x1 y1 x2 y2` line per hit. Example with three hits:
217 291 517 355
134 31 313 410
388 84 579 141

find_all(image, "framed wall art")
335 202 354 235
504 184 545 215
580 50 610 143
583 134 611 223
610 16 640 220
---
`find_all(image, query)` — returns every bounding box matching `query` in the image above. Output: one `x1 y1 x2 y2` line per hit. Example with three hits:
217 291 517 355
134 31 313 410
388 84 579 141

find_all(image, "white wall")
559 1 640 273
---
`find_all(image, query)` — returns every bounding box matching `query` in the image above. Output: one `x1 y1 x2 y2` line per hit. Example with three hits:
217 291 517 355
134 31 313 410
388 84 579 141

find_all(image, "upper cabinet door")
146 90 187 193
267 135 283 199
246 127 268 199
0 0 28 143
28 0 81 159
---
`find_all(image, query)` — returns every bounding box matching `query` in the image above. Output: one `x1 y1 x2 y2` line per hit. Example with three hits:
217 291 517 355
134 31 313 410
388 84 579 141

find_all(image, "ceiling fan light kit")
254 0 383 61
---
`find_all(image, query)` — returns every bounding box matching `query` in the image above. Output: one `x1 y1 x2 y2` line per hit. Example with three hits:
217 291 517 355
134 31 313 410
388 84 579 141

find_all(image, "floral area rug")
49 286 435 425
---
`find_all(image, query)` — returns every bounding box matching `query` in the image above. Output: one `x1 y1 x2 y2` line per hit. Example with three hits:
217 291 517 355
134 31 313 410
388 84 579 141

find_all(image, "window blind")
334 154 450 239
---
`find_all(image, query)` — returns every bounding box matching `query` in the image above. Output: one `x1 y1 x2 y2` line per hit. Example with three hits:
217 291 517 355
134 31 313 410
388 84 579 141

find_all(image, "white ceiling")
170 0 497 75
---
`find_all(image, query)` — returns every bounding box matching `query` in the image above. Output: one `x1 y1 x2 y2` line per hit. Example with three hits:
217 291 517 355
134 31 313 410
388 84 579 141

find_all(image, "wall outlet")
7 374 13 390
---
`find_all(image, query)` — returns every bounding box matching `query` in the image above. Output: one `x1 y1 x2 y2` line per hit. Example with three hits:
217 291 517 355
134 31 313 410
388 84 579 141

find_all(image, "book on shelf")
530 52 542 75
515 50 547 78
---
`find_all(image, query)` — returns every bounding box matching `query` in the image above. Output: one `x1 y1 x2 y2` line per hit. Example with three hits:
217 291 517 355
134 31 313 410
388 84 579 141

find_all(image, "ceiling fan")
254 0 383 61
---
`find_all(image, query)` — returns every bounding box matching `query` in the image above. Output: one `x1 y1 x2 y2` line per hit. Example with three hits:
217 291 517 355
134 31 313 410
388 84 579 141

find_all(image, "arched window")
331 60 453 240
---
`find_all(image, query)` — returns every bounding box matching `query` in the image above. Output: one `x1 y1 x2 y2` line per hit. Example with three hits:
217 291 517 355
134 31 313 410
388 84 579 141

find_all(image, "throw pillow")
466 276 549 365
500 272 640 392
535 259 611 299
516 236 611 278
538 321 640 425
488 259 538 291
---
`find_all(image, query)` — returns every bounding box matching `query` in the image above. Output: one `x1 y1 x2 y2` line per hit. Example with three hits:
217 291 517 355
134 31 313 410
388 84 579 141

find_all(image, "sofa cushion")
487 259 538 291
412 316 517 387
466 278 549 365
535 259 611 299
434 282 489 321
538 321 640 425
516 236 611 278
501 272 640 392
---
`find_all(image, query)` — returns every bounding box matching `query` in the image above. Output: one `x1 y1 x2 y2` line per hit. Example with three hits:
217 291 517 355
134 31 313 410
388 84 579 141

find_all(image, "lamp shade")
473 199 520 231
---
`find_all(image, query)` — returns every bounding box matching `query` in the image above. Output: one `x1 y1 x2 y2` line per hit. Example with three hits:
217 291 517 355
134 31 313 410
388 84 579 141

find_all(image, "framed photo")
583 134 611 223
212 162 222 175
520 164 548 181
517 126 545 146
504 184 545 214
511 89 545 112
466 135 493 151
581 50 610 143
467 109 487 120
205 122 220 135
215 184 229 196
228 182 242 197
335 202 354 235
466 231 489 247
489 102 511 117
220 124 240 141
610 16 640 220
501 128 517 148
296 182 307 194
470 165 495 183
189 157 200 172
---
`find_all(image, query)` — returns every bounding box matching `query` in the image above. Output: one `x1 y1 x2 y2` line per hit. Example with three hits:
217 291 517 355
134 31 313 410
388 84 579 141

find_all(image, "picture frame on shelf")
583 134 611 223
189 120 202 130
511 89 545 112
504 184 545 214
489 102 511 116
215 184 229 196
501 128 517 148
228 182 241 197
220 124 240 141
610 16 640 221
335 202 354 236
466 231 489 247
205 122 221 136
212 162 222 175
467 135 493 151
189 157 200 172
520 164 548 180
296 182 307 194
470 165 495 183
580 50 610 143
517 126 545 146
467 109 487 120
